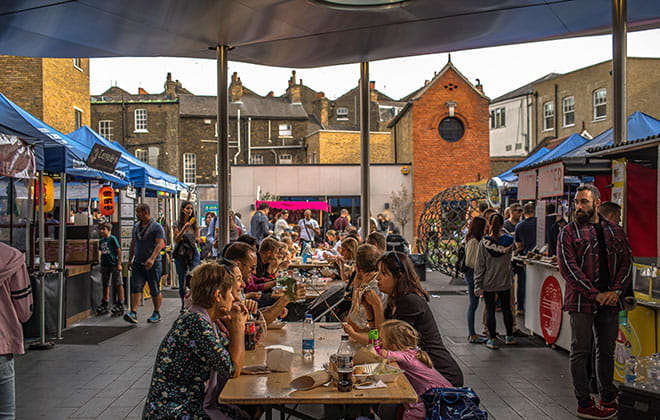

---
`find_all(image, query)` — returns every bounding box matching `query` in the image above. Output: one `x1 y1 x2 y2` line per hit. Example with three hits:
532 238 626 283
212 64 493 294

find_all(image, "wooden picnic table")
219 323 418 407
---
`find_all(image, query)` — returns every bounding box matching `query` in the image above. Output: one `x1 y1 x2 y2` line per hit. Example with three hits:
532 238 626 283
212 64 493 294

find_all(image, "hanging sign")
537 162 564 198
87 144 121 172
99 186 115 216
36 176 55 212
518 170 536 200
125 185 137 199
539 275 563 345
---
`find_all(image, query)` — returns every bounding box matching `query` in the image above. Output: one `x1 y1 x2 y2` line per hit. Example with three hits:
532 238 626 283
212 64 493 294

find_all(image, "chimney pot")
369 81 375 89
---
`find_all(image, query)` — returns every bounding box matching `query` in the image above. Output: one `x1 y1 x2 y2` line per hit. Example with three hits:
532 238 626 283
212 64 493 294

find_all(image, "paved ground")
15 271 584 420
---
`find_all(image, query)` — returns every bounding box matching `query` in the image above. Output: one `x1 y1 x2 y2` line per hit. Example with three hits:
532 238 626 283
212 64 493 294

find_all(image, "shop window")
543 102 554 131
134 109 148 132
99 120 113 140
183 153 197 184
563 96 575 127
593 88 607 121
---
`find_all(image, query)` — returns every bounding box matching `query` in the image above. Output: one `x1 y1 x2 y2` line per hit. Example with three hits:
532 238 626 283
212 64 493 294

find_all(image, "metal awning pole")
57 173 66 339
612 0 627 145
217 45 230 248
359 62 371 239
38 171 46 344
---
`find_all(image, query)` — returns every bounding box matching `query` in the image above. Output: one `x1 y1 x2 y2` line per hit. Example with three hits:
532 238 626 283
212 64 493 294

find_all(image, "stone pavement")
15 272 585 420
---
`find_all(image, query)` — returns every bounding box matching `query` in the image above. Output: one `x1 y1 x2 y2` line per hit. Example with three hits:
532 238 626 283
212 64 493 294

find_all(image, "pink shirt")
384 349 453 395
0 242 33 355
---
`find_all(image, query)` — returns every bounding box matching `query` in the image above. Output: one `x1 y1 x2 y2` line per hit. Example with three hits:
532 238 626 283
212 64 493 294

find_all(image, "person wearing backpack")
464 216 487 344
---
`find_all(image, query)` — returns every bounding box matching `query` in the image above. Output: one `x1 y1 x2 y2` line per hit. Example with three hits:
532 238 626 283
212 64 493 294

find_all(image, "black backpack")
456 244 469 273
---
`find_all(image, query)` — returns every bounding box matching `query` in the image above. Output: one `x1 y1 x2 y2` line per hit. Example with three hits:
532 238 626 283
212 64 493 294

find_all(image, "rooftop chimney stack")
164 72 177 98
230 72 243 102
287 70 301 104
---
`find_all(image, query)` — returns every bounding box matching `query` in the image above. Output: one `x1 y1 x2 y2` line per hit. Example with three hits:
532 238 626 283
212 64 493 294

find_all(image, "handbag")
421 387 488 420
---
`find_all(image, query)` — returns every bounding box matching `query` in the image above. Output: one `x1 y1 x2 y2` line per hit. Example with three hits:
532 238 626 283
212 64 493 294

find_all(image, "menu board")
518 170 536 200
537 162 564 198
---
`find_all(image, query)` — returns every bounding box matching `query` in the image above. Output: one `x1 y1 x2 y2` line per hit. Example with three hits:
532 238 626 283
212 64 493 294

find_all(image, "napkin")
265 345 295 372
290 370 332 390
354 380 387 389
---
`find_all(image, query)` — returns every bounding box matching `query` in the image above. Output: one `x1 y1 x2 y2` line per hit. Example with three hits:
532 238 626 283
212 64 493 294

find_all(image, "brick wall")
307 131 393 163
393 110 413 163
533 58 660 146
410 66 490 234
42 58 90 134
240 118 307 165
91 101 179 178
0 56 43 119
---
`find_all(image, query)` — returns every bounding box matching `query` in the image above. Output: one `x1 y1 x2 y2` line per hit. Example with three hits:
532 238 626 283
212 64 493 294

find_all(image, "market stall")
511 113 660 363
0 93 130 345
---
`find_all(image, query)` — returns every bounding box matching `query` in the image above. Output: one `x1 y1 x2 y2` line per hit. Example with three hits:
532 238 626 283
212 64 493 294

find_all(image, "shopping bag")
421 387 488 420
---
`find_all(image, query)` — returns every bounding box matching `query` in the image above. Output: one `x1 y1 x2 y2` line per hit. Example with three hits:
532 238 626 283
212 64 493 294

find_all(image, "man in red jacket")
0 242 33 419
558 185 632 420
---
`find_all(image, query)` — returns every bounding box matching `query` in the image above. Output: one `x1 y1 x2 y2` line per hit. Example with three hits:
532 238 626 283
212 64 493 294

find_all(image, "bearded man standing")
557 185 632 420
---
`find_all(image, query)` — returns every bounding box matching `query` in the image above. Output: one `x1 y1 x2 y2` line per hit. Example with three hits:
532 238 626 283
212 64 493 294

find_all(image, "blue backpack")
422 387 488 420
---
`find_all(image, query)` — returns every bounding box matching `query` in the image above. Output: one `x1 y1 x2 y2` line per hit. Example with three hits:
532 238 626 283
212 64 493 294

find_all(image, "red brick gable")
410 65 490 236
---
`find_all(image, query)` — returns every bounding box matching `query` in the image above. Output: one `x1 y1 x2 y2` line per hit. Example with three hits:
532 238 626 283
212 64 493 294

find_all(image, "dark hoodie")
474 234 514 292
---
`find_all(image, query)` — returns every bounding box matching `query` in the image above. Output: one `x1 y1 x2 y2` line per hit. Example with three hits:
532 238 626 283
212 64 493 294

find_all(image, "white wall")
198 164 414 241
489 95 531 157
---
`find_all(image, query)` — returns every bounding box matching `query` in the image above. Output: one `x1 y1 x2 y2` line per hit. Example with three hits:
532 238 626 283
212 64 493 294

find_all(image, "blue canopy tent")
110 140 181 194
68 126 184 194
513 133 590 174
565 112 660 159
0 94 127 185
498 147 551 183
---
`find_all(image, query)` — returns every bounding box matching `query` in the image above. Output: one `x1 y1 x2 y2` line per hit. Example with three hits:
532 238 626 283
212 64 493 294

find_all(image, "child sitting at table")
378 320 453 420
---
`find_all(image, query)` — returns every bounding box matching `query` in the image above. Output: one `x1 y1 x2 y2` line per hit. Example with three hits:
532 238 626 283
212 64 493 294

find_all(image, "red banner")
256 201 330 212
539 275 563 345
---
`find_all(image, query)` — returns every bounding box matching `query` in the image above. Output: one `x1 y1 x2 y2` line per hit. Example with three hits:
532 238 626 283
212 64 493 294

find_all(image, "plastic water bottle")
302 314 315 359
648 356 660 390
336 334 354 392
625 356 637 385
618 310 628 326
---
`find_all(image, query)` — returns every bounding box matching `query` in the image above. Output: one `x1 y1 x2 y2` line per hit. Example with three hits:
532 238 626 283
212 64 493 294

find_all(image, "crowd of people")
98 200 459 419
462 185 631 420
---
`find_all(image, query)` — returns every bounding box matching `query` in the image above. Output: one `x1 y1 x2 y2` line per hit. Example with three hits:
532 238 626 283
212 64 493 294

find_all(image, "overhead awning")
0 1 658 67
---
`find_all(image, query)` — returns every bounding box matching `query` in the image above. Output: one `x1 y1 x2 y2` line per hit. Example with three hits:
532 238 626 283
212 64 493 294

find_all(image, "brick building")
0 56 90 134
389 60 490 232
90 74 187 179
533 57 660 146
490 57 660 176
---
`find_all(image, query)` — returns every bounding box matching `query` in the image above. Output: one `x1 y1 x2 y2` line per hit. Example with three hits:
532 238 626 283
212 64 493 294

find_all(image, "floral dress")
143 312 235 419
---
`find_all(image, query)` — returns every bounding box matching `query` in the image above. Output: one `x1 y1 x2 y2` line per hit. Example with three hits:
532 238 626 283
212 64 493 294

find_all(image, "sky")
90 29 660 102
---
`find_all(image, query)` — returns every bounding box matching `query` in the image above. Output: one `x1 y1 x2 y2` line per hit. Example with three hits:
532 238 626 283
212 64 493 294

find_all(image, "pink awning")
257 201 330 212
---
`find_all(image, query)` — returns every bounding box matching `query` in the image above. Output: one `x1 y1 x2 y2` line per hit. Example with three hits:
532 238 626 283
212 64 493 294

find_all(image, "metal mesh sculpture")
417 185 486 276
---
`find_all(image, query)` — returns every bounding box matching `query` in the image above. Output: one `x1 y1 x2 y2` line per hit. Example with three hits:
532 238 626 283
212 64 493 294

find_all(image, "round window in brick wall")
438 117 465 143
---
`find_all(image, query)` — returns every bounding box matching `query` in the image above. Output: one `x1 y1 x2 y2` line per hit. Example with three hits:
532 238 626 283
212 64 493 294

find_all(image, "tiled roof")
491 73 560 103
179 94 308 119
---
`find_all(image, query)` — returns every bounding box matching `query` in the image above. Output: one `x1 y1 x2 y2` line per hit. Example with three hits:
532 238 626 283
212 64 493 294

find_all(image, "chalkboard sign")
87 144 121 172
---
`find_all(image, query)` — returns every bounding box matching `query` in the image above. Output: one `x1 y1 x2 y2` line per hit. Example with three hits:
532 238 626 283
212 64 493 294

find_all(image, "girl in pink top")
378 320 453 420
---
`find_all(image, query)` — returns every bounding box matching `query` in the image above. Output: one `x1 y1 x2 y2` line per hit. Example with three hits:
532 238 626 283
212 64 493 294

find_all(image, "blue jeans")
174 249 200 300
513 263 526 311
464 268 480 336
0 354 14 420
